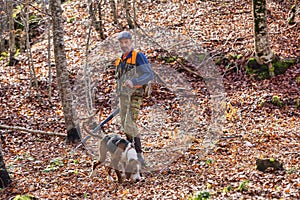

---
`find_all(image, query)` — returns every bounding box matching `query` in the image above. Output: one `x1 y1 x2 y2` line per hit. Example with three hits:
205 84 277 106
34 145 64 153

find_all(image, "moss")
165 56 177 63
246 58 270 79
248 57 256 62
215 57 222 65
258 99 266 108
246 57 261 70
272 58 296 75
229 53 243 60
288 15 296 25
237 54 243 59
257 70 270 80
197 53 206 63
246 57 296 80
68 16 76 23
272 96 283 107
288 5 297 24
158 54 178 63
229 53 237 59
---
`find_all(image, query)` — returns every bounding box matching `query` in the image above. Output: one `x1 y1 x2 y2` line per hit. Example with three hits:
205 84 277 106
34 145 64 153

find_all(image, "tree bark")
0 0 7 52
247 0 295 79
88 0 97 29
252 0 274 69
97 0 105 39
110 0 118 25
0 144 11 188
124 0 134 29
23 3 41 102
8 0 17 66
49 0 80 143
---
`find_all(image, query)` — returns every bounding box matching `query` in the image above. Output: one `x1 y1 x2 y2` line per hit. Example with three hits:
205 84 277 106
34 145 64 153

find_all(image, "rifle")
73 108 120 152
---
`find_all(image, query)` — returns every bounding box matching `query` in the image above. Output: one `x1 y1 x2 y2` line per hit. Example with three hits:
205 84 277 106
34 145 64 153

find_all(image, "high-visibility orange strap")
115 50 138 66
127 50 138 65
115 58 121 66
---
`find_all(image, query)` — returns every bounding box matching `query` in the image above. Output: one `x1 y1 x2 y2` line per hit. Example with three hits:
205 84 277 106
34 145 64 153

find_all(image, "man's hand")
124 80 134 88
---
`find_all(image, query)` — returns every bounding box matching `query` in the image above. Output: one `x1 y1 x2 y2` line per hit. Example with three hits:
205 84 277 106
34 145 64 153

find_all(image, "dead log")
0 124 65 137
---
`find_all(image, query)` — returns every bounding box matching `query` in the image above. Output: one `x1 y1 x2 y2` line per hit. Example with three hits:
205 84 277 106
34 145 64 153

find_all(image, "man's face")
119 38 133 53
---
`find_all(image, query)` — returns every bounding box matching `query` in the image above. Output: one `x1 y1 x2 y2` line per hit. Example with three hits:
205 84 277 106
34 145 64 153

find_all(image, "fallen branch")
284 152 300 155
0 124 65 137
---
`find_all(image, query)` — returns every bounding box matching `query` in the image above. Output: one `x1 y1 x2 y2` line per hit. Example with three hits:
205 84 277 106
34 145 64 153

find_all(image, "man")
115 31 154 166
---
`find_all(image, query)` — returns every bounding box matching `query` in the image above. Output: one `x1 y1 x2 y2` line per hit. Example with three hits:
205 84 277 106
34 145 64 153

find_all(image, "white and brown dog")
90 134 141 183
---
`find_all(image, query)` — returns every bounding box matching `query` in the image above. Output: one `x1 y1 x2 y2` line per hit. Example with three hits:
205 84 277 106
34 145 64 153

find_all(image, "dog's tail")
82 122 104 139
82 108 120 140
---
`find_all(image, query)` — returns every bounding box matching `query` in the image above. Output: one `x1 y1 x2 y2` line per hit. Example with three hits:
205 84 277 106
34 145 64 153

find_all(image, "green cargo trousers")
119 92 143 138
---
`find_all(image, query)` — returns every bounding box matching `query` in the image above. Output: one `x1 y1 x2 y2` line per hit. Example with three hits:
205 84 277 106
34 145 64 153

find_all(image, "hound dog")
90 134 141 183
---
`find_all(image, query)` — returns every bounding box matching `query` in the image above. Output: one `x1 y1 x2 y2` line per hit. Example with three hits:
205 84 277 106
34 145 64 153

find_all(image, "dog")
90 134 141 183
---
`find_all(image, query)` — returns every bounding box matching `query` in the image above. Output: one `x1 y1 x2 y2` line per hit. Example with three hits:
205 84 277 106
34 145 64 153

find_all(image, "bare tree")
0 0 7 53
88 0 97 28
252 0 274 73
21 2 41 101
49 0 80 143
8 0 17 66
110 0 118 25
97 0 105 39
0 142 11 188
248 0 296 78
124 0 134 29
86 0 105 39
43 0 53 99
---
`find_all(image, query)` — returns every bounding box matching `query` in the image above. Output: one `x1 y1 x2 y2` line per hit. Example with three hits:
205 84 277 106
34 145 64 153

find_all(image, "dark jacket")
115 49 154 87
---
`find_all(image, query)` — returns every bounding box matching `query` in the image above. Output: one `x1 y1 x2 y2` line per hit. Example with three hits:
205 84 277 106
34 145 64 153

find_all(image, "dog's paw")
140 176 146 182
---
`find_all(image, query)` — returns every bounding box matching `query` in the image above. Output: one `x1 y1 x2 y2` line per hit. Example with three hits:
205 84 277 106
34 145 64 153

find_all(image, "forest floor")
1 0 299 199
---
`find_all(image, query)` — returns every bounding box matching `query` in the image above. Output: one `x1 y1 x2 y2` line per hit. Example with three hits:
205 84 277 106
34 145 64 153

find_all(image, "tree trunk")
252 0 274 75
124 0 134 29
247 0 296 79
0 145 11 188
8 0 17 66
0 0 7 53
23 3 41 102
97 0 105 39
49 0 80 143
88 0 97 29
110 0 118 25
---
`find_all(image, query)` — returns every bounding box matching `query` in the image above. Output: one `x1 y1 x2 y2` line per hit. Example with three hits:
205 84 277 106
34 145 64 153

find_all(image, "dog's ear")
115 139 127 150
